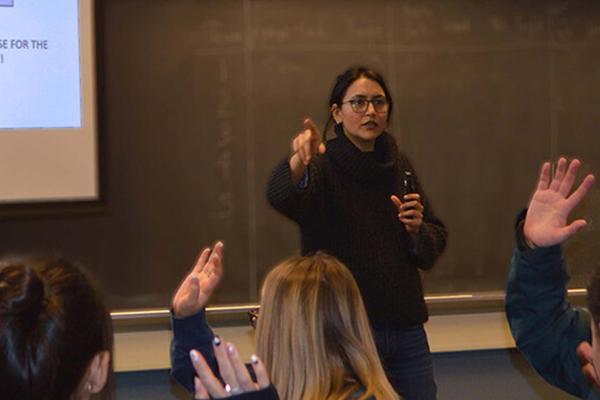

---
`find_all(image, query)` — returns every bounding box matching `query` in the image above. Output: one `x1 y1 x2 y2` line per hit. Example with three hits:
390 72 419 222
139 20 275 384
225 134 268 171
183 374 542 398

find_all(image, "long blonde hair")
255 252 399 400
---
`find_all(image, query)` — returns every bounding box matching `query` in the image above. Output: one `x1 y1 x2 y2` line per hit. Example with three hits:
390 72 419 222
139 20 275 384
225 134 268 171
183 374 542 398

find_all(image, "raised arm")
288 118 326 184
170 242 224 394
266 118 327 224
506 158 595 397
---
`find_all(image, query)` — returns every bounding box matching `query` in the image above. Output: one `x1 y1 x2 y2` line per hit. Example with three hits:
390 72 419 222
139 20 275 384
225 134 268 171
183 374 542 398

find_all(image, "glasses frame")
341 96 389 114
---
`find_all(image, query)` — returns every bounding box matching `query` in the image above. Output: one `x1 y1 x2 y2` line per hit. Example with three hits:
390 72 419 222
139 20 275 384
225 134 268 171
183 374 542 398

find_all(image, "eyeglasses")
342 96 389 114
247 308 259 329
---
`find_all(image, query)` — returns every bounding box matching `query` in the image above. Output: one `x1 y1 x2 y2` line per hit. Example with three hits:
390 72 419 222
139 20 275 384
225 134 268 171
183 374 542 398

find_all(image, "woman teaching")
266 66 447 399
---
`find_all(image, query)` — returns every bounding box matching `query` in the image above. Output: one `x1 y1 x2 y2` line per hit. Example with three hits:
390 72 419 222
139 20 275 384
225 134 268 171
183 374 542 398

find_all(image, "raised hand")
172 242 224 318
524 158 595 248
391 193 424 234
289 118 326 183
190 339 270 399
292 118 326 165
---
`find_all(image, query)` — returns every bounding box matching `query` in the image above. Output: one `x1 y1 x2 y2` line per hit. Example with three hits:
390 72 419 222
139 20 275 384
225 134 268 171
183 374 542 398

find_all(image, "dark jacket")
267 129 446 328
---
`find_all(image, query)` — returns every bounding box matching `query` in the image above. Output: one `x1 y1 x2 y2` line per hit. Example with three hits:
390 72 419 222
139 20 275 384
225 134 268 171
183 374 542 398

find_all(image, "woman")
0 256 113 400
266 66 447 399
170 242 399 399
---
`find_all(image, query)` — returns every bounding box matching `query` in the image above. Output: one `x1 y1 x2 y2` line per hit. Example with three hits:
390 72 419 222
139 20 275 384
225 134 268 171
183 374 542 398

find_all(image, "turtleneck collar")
325 123 398 186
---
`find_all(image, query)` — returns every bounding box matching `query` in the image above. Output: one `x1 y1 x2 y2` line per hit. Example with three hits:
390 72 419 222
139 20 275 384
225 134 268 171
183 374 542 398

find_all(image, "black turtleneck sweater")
266 130 447 328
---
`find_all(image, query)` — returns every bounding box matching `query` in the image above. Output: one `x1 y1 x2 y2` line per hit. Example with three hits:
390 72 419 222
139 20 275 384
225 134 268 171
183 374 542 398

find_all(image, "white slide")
0 1 81 129
0 0 98 204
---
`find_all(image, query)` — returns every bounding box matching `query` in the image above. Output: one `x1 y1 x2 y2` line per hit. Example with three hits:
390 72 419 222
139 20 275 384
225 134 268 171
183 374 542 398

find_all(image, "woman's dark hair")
323 66 394 139
0 256 113 400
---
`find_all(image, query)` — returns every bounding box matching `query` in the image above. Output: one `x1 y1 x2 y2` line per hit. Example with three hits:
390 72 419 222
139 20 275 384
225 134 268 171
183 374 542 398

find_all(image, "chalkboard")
1 0 600 310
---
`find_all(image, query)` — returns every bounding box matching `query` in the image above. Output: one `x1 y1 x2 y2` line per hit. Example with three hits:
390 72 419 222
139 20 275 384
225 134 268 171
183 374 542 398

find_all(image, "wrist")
289 152 304 169
519 220 537 250
289 153 308 184
172 304 200 319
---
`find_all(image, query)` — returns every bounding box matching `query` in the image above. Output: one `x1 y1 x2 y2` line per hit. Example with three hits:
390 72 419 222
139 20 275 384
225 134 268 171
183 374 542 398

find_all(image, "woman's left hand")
391 194 424 234
189 339 270 399
172 242 224 318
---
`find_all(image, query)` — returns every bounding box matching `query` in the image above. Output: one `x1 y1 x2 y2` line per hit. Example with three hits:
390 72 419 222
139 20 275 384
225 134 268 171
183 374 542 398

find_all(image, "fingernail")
190 350 199 363
213 335 222 346
227 343 235 354
251 354 259 364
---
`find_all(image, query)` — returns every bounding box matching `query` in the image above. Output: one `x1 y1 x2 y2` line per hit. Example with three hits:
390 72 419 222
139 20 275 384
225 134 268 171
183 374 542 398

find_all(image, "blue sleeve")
505 244 592 398
170 310 217 394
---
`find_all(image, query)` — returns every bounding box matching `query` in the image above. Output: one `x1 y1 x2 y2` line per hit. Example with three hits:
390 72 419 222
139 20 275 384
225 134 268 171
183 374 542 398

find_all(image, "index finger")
211 241 224 259
207 241 224 271
303 118 321 140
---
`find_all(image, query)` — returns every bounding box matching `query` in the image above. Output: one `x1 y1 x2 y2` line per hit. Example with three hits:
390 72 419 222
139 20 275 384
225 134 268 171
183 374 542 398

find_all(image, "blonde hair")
255 252 399 400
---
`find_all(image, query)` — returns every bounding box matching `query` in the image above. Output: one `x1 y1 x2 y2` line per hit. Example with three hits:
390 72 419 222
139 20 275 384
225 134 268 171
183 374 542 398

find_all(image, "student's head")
326 66 394 151
0 256 113 400
255 252 399 400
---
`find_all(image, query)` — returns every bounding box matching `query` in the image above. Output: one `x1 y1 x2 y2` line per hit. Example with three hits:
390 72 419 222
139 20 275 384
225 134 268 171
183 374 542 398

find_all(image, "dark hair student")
266 66 448 399
0 256 113 400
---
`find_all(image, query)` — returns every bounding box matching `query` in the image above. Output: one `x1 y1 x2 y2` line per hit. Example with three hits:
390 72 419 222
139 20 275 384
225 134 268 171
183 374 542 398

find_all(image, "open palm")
524 159 594 248
172 242 224 318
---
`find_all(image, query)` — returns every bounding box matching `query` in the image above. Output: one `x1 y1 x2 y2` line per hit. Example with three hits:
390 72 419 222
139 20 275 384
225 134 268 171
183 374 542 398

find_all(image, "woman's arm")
170 243 224 393
506 158 596 398
393 155 447 270
171 310 217 393
506 238 592 397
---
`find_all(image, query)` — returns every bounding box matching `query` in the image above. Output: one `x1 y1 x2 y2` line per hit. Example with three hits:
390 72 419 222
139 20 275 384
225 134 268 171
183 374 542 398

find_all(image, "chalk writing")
202 21 243 46
212 57 235 219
